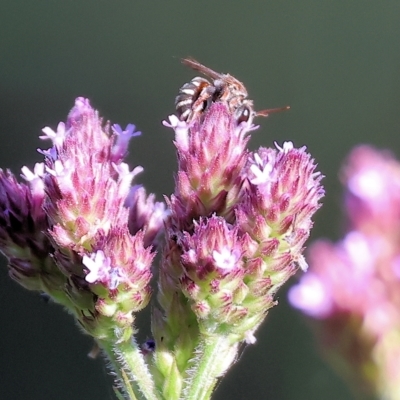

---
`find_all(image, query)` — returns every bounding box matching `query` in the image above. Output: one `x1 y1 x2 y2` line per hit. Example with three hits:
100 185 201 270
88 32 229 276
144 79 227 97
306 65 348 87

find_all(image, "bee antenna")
256 105 290 117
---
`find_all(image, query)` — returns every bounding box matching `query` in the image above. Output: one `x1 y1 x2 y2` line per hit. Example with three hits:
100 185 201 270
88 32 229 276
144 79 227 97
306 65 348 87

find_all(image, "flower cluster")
289 145 400 399
0 98 166 341
153 102 324 397
0 93 324 400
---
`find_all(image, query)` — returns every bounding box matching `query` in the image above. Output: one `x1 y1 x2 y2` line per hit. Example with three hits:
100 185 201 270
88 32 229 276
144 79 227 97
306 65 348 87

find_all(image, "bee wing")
256 105 290 117
182 58 222 80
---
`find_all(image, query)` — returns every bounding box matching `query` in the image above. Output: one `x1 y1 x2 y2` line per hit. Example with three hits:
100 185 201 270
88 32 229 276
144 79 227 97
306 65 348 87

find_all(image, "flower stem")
98 334 160 400
183 336 235 400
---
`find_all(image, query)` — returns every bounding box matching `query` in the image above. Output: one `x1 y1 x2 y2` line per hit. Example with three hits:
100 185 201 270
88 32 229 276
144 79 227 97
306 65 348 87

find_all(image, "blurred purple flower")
289 145 400 399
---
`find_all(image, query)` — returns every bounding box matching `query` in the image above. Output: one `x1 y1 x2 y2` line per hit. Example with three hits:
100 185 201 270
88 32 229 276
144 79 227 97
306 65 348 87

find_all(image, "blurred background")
1 1 399 399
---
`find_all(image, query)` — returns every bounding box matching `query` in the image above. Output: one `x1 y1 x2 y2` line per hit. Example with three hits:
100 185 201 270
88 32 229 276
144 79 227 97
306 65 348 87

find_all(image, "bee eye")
235 105 252 124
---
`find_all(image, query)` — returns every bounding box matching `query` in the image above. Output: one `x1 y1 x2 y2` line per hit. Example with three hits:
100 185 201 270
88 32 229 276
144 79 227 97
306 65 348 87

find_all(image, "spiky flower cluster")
151 102 324 397
0 93 324 400
0 98 166 340
289 145 400 399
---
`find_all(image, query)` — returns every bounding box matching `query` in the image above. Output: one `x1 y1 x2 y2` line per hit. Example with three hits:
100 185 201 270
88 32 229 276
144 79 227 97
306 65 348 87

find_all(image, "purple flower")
125 185 167 249
159 101 324 342
164 102 254 229
179 216 246 324
0 97 161 339
111 123 141 163
0 72 326 399
83 250 115 285
289 145 400 399
42 98 140 251
0 168 61 291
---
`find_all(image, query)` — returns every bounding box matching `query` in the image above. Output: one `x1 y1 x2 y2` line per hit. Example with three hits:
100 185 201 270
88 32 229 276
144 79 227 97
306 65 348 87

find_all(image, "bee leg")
191 86 216 115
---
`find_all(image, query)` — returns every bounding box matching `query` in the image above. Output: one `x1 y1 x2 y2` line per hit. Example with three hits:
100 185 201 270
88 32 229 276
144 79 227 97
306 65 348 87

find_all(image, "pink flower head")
164 102 253 229
289 145 400 399
81 227 154 327
238 143 324 271
0 97 158 338
179 216 246 324
42 98 142 252
160 101 324 341
0 168 59 291
342 145 400 235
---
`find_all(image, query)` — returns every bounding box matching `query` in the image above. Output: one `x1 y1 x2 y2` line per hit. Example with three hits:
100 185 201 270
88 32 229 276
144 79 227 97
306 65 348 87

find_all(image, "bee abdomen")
175 77 211 121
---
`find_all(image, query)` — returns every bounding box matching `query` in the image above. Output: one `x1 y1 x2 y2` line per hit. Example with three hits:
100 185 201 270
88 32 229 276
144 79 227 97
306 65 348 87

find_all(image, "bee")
175 58 289 124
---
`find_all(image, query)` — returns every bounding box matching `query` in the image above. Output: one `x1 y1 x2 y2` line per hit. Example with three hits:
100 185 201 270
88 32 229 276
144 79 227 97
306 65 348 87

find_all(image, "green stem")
183 336 235 400
98 335 160 400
